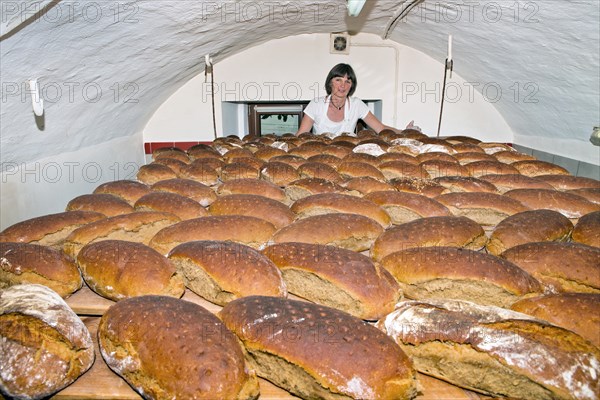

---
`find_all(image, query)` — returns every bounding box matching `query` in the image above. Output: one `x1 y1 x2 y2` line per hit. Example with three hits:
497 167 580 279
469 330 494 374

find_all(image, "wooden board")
59 287 488 399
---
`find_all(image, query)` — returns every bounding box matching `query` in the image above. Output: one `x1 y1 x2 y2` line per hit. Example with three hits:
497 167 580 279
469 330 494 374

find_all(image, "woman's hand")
406 120 422 131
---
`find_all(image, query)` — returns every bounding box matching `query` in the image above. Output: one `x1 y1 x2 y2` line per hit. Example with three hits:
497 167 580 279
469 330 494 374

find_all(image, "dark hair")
325 63 357 97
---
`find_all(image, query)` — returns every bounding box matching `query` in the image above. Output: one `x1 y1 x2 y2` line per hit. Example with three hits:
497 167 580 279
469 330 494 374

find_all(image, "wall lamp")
347 0 367 16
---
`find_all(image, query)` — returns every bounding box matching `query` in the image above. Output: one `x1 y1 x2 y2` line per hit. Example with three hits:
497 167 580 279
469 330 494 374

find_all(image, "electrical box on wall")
330 33 350 54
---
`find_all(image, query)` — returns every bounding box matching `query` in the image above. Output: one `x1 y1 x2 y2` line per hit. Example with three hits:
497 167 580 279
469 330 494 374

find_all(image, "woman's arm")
363 112 418 134
296 114 315 136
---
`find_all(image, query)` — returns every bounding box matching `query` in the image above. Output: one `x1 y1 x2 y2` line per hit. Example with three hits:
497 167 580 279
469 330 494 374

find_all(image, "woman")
296 63 415 136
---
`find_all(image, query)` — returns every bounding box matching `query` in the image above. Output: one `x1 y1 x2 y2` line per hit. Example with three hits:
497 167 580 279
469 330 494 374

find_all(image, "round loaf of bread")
371 216 487 262
179 162 220 185
168 241 286 305
134 191 207 220
220 162 260 181
66 194 134 216
153 157 188 175
511 160 570 177
298 161 343 182
0 211 105 249
136 163 178 185
434 192 530 227
338 161 387 181
381 247 542 307
271 213 383 252
153 148 189 163
151 178 217 206
378 299 600 400
419 160 469 179
98 295 259 400
187 145 222 160
342 152 382 166
263 242 400 320
63 211 180 258
0 242 82 298
478 173 555 193
572 211 600 248
378 161 430 181
416 152 458 164
322 144 352 158
454 152 497 165
253 146 287 161
433 176 498 193
260 161 300 186
504 188 600 220
77 240 185 301
227 156 265 171
535 174 600 190
486 209 573 255
288 145 324 159
216 178 286 202
465 161 520 177
149 215 277 255
269 154 307 169
389 177 447 198
511 293 600 348
501 242 600 293
307 154 343 168
209 194 294 229
93 180 151 206
219 296 417 399
341 176 395 194
478 142 513 154
364 191 451 225
284 178 346 202
0 284 94 399
492 150 536 163
291 193 391 228
378 152 419 164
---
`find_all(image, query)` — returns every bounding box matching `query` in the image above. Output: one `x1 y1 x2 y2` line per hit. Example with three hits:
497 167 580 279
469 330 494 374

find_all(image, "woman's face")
330 74 352 98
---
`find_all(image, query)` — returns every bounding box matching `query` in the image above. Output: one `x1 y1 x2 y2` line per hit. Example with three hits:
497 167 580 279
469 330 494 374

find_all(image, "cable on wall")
383 0 425 39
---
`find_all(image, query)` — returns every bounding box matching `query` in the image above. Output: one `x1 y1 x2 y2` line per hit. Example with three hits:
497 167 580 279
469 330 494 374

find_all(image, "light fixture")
347 0 367 17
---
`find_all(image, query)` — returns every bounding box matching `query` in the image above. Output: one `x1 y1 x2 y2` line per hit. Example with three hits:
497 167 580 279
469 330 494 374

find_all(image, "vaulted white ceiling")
1 0 599 166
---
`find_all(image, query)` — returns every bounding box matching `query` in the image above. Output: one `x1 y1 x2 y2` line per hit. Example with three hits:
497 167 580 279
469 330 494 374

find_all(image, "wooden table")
55 287 488 399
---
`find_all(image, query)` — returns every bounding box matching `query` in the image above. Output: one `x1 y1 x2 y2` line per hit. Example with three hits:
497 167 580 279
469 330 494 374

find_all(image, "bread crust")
93 180 151 205
151 178 217 206
381 247 542 307
0 242 82 298
219 296 417 400
271 213 383 252
536 174 600 190
135 191 208 220
465 161 520 177
504 189 600 220
0 284 95 399
98 295 259 400
433 176 498 193
209 194 294 229
216 178 286 202
260 162 300 186
136 163 178 185
434 192 529 226
487 209 573 255
365 191 451 224
572 211 600 247
478 173 555 193
511 160 570 176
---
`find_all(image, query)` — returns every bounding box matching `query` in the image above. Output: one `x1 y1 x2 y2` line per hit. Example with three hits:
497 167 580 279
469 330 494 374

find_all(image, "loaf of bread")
153 148 189 163
219 296 418 399
511 293 600 348
134 191 207 220
381 246 542 307
151 178 217 206
93 180 151 205
504 188 600 220
298 161 343 182
342 152 381 166
153 157 188 175
341 176 395 194
228 156 265 171
284 178 346 202
263 242 400 320
220 162 260 181
464 160 520 177
501 242 600 293
223 147 255 160
433 176 498 193
136 163 178 185
168 240 286 305
486 209 573 255
567 188 600 205
209 194 294 229
63 211 180 258
535 174 600 190
371 216 487 262
77 240 185 301
0 242 82 298
307 154 343 168
572 211 600 247
179 162 220 185
270 154 307 169
511 160 571 176
419 160 469 179
0 210 105 249
378 161 430 181
454 152 497 165
491 150 536 163
98 295 259 400
216 178 286 202
338 161 387 181
260 161 300 186
364 191 451 224
253 146 287 161
149 215 277 255
478 173 555 193
322 144 352 158
377 299 600 399
291 193 391 228
187 144 224 160
271 213 383 252
389 177 447 197
416 152 458 164
66 193 134 216
435 192 530 227
0 284 94 399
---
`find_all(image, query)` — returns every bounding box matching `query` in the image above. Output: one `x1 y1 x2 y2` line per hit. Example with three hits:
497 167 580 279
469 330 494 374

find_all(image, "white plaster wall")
0 134 145 230
144 33 512 143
